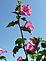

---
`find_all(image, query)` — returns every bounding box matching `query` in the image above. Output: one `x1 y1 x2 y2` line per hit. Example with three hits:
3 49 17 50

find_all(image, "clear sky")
0 0 46 61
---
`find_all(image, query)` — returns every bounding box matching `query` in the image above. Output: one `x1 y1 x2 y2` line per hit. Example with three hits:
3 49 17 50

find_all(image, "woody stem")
18 14 28 61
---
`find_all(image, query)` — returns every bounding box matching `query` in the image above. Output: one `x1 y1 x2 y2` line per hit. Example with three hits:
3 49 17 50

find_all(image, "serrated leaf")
36 55 42 61
37 37 43 42
29 54 34 59
41 42 46 48
0 56 7 61
29 53 36 59
15 5 19 11
0 56 6 60
13 46 19 54
21 17 27 21
13 45 22 56
20 26 31 33
15 38 26 45
39 50 46 55
6 21 18 27
15 5 20 14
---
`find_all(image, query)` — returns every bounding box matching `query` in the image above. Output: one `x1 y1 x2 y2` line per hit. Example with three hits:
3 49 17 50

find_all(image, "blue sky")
0 0 46 61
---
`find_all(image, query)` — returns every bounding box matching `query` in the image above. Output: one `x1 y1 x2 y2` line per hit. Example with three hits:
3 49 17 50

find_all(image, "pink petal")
20 4 32 16
29 26 34 31
17 56 22 61
24 21 34 31
29 46 36 52
0 48 7 54
28 40 36 46
25 43 36 52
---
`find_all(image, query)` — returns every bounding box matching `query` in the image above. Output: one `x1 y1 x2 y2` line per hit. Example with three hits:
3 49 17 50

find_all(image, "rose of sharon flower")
20 4 32 16
25 43 36 52
17 56 22 61
24 21 34 31
29 38 39 46
0 48 7 54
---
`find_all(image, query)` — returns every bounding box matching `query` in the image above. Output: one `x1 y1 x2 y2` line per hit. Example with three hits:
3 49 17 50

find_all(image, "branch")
18 14 28 61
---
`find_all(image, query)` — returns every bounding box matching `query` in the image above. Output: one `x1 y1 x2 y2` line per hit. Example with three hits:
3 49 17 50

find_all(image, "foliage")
20 26 31 33
5 0 46 61
0 0 46 61
15 38 26 45
41 42 46 48
0 56 7 61
6 21 18 27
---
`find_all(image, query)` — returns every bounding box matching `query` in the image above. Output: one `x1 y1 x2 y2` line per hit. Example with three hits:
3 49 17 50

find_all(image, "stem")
18 14 28 61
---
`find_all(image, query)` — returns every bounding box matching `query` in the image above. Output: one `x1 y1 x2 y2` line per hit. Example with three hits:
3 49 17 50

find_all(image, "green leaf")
12 4 20 14
42 58 46 61
15 38 26 45
13 46 19 54
0 56 7 61
17 0 24 5
16 16 21 19
29 53 36 59
37 47 40 51
6 21 18 27
29 54 34 59
39 50 46 56
15 5 20 14
12 11 18 14
37 37 43 42
13 45 22 56
33 37 45 44
37 37 45 42
13 38 26 56
36 55 42 61
21 17 27 21
41 42 46 48
20 26 31 33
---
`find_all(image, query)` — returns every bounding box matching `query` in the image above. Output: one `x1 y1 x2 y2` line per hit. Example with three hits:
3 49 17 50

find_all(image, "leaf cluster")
13 38 26 57
6 21 18 27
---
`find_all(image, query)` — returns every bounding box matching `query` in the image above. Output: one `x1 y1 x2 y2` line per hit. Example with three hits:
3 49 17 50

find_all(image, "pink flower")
25 43 36 52
0 48 7 54
20 4 32 16
29 38 37 46
29 38 39 46
17 56 22 61
24 21 34 31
